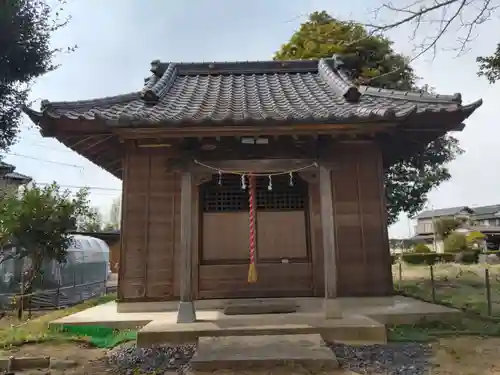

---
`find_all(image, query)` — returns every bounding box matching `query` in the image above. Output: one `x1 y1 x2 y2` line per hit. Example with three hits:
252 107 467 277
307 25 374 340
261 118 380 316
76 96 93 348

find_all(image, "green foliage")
455 250 480 264
402 253 440 265
78 206 103 232
274 11 463 224
274 11 415 89
384 137 463 224
443 232 468 253
412 243 431 253
434 218 463 239
0 183 94 291
466 231 486 246
477 43 500 84
0 0 73 151
439 252 455 262
401 252 455 265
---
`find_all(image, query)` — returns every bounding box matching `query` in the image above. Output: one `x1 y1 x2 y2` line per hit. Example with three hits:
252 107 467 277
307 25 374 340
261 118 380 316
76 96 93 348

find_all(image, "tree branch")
365 0 499 64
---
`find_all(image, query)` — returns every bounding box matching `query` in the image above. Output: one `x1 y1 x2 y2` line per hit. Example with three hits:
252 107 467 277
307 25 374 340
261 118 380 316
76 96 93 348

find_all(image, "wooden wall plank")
331 142 393 297
198 264 312 299
120 147 149 299
118 146 181 302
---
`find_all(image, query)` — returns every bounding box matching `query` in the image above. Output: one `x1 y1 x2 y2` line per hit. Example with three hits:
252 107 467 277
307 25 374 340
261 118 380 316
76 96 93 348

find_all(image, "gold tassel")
247 263 257 283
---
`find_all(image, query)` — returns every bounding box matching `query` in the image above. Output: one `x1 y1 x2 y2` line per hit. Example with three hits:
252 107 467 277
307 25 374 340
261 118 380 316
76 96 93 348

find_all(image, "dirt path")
3 337 500 374
2 342 110 374
432 337 500 375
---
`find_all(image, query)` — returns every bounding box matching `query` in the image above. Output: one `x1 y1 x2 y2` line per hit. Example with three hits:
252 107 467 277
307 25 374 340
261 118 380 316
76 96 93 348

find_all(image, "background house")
0 161 32 195
412 204 500 251
414 206 474 236
470 205 500 226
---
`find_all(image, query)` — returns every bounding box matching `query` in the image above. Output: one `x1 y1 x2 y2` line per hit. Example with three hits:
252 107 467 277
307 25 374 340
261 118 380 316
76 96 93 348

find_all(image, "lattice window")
202 174 248 212
255 175 306 211
201 174 306 212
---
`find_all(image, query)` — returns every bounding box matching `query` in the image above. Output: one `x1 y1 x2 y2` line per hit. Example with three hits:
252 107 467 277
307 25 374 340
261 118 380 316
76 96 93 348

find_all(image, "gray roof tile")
3 171 32 182
471 204 500 216
415 206 473 219
23 56 483 128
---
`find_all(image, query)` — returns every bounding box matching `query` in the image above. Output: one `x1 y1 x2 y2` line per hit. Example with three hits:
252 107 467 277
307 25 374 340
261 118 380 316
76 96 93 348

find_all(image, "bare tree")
365 0 500 81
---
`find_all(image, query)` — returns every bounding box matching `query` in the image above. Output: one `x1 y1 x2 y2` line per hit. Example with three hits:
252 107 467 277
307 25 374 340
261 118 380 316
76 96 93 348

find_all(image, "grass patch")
388 317 500 342
0 294 116 350
393 263 500 317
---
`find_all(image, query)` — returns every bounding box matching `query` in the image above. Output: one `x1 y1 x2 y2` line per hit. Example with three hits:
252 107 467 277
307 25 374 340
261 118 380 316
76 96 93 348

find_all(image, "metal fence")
4 279 108 312
393 261 500 317
0 262 109 312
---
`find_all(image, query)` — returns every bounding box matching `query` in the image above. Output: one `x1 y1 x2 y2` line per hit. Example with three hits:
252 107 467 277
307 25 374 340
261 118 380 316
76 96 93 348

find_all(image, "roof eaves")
4 172 32 183
22 92 141 123
414 206 471 219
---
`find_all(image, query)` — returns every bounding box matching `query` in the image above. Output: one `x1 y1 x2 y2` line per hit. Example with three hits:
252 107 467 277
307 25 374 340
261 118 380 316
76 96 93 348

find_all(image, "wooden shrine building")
24 56 482 321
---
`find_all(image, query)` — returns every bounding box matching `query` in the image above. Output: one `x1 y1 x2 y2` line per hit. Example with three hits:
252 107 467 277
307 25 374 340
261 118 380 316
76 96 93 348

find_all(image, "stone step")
136 314 386 347
189 334 339 372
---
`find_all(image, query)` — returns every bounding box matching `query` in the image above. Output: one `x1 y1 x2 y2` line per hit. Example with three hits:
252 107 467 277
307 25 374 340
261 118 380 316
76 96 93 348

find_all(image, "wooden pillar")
319 164 341 318
176 171 196 323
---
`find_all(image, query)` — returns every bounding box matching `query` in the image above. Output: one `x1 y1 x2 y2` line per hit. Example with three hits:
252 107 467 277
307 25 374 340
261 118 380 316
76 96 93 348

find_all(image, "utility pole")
428 204 438 252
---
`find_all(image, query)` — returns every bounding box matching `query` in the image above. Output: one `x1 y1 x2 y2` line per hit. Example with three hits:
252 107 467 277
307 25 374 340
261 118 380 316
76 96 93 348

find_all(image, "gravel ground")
106 342 195 374
106 341 433 375
330 342 434 375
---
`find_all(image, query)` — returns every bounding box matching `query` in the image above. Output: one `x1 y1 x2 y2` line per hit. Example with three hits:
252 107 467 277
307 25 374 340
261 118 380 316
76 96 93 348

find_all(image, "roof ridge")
359 86 463 104
148 59 320 77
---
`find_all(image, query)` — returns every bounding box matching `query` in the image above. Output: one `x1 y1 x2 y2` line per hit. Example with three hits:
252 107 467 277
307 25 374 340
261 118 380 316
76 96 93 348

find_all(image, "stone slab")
190 334 339 371
137 313 387 346
224 301 297 315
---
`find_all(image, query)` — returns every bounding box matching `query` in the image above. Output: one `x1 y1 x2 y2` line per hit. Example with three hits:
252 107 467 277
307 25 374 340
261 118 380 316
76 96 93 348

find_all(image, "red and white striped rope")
248 174 256 266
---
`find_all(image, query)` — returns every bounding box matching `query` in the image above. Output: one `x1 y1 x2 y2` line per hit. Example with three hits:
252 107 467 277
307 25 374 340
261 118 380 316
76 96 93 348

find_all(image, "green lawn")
388 318 500 342
393 262 500 317
0 294 116 351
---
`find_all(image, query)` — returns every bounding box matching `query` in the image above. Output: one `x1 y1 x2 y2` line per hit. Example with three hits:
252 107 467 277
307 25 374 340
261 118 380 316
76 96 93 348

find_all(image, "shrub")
438 252 455 262
466 231 486 243
443 232 468 253
412 243 432 253
401 252 456 265
455 249 480 264
434 218 463 239
402 253 440 265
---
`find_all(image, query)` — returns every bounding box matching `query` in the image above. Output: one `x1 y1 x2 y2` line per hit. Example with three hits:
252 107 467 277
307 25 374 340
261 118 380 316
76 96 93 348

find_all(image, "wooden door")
198 174 313 299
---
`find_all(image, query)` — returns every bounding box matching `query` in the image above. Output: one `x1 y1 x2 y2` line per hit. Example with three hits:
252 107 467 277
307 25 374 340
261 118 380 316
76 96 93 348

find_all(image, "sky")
7 0 499 236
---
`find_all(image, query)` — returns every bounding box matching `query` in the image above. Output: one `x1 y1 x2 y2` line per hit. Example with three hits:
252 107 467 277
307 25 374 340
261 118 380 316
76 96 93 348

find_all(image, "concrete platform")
50 296 462 347
190 334 339 371
136 312 386 347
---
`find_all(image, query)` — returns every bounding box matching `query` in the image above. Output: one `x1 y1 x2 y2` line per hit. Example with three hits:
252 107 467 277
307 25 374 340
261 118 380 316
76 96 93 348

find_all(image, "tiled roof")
470 204 500 218
23 56 482 128
3 171 32 182
0 161 15 173
416 204 500 220
414 206 473 219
